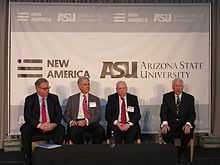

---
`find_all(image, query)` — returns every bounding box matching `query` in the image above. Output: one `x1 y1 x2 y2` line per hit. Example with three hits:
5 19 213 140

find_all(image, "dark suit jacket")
64 93 101 125
105 93 141 125
160 91 196 127
23 93 63 128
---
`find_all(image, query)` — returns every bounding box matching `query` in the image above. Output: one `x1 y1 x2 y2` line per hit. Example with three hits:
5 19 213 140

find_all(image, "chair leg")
189 136 195 162
32 142 36 152
136 138 141 144
31 141 47 151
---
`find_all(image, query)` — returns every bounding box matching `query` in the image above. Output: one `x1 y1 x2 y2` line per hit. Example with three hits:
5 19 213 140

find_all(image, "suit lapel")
115 93 120 114
179 92 186 113
88 94 91 114
76 93 80 116
47 94 51 118
126 93 131 106
170 92 177 114
34 93 40 119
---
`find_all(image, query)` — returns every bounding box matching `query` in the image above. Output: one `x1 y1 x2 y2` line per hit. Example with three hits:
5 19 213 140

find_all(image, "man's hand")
117 122 130 131
121 123 130 131
116 122 124 130
45 123 57 131
70 121 78 127
161 124 170 134
39 123 57 132
77 120 87 127
182 124 191 134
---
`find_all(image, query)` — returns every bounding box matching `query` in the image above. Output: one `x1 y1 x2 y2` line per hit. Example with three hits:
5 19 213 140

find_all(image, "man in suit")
105 81 141 144
160 78 196 163
20 78 65 165
64 77 105 144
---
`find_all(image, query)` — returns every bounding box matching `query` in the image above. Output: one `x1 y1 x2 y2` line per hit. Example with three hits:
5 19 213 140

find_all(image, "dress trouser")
69 122 105 144
161 121 194 153
20 123 65 153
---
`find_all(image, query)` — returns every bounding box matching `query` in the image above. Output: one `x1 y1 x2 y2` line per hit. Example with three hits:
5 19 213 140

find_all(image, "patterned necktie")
121 97 127 124
41 97 47 123
83 95 89 118
176 95 180 114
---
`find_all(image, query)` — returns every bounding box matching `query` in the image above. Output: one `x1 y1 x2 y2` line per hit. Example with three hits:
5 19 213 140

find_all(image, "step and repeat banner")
9 2 211 135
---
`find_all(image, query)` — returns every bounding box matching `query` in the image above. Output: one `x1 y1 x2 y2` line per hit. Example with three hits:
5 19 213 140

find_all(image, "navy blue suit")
20 93 65 153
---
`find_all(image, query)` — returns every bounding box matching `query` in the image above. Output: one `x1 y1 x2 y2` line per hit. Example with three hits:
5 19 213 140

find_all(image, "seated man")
105 81 141 144
20 78 65 165
64 77 105 144
160 78 196 163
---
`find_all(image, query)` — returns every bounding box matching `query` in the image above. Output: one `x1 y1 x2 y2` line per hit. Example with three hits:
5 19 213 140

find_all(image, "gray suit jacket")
64 93 101 125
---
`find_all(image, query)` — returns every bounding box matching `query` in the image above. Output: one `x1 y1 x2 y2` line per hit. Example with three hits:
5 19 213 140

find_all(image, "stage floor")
0 146 220 165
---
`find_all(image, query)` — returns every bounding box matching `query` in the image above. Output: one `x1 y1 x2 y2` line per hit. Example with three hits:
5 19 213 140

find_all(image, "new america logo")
16 59 89 78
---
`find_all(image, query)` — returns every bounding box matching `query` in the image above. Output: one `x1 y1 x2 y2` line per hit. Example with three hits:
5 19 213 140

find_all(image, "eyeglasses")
38 86 51 91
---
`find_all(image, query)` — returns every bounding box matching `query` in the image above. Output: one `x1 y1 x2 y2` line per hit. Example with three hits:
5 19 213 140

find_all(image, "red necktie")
83 95 89 118
41 97 47 123
121 97 127 124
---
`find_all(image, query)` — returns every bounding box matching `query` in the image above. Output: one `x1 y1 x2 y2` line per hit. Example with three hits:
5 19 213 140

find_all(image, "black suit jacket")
160 91 196 127
23 92 63 128
105 93 141 125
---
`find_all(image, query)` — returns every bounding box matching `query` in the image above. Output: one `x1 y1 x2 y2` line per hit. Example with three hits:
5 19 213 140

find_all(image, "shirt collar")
80 92 88 97
175 93 182 99
37 94 47 100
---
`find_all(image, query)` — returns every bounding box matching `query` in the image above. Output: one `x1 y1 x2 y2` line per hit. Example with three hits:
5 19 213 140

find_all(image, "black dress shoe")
24 152 32 165
25 158 31 165
178 152 186 163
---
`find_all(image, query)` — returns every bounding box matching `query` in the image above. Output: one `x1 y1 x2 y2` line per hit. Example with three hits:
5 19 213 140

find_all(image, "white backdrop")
9 3 211 135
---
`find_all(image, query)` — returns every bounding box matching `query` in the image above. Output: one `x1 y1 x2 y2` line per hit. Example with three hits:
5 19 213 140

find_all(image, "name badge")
127 106 134 112
89 102 97 108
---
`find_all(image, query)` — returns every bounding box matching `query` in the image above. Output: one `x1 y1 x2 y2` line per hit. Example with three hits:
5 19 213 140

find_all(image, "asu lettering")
100 62 138 78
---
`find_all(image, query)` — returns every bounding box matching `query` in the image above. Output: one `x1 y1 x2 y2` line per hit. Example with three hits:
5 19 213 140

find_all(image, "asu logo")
100 62 138 78
57 13 76 22
153 14 172 23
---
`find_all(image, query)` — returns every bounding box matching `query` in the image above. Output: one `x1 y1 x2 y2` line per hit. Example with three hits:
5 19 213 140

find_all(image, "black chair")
173 132 195 162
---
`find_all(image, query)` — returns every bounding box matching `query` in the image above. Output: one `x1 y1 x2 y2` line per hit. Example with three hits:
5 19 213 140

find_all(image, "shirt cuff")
186 122 193 128
69 120 74 127
85 118 89 126
161 121 168 127
37 123 41 128
128 122 133 126
113 120 118 125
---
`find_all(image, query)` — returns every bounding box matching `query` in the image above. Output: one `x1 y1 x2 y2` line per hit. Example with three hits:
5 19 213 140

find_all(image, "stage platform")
1 145 220 165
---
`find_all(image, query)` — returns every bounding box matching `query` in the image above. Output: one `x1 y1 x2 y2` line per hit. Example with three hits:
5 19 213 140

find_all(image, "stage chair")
173 132 195 162
31 134 52 151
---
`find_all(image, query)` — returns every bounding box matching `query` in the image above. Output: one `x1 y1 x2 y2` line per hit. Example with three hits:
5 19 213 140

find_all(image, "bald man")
105 81 141 144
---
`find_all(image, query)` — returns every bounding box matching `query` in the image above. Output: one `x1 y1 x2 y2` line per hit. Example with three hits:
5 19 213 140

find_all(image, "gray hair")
77 76 90 85
34 78 48 88
116 81 127 89
172 78 184 85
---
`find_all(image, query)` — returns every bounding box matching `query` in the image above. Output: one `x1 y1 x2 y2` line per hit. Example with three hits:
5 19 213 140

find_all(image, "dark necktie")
83 95 89 118
176 95 180 114
121 97 127 124
41 97 47 123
